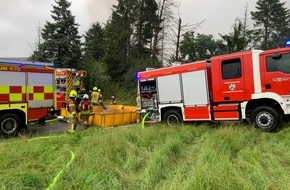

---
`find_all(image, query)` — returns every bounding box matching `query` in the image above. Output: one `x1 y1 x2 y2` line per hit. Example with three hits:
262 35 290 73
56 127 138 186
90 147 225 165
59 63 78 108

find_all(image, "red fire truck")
55 68 86 112
137 46 290 132
0 59 55 136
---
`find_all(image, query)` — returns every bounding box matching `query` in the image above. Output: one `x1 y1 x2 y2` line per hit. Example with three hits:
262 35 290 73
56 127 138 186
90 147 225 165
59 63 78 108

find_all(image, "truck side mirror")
271 53 281 59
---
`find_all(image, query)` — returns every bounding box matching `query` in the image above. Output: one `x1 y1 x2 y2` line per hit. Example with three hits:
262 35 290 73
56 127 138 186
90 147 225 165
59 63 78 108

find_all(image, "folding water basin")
90 105 138 127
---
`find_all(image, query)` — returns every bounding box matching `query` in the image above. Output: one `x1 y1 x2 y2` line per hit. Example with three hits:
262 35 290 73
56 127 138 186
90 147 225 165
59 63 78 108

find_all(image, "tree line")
30 0 290 97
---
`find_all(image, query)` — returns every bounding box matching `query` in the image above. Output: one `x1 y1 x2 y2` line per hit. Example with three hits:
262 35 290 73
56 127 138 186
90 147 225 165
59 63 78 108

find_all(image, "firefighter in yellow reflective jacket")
67 90 78 133
91 86 99 106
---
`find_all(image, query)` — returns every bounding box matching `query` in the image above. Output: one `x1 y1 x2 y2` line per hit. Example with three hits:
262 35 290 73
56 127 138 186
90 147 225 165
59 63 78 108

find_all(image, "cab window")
266 53 290 73
222 58 241 79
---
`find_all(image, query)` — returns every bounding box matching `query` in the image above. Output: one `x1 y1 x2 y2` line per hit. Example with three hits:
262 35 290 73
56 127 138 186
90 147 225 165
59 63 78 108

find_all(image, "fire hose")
29 136 75 190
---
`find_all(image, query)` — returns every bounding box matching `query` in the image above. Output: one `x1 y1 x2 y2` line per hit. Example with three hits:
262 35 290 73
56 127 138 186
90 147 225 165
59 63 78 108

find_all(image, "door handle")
224 96 230 100
265 84 271 89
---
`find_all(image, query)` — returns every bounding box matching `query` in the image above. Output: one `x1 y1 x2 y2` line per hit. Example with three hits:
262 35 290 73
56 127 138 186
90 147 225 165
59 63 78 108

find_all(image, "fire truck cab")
137 47 290 132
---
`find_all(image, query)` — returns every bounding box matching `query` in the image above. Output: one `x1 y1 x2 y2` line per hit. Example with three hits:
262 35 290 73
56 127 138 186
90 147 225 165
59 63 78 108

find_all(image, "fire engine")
0 59 55 136
55 68 86 113
137 46 290 132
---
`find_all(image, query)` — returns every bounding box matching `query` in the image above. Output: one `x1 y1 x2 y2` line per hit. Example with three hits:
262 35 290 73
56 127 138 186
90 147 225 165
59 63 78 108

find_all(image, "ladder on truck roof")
0 59 54 68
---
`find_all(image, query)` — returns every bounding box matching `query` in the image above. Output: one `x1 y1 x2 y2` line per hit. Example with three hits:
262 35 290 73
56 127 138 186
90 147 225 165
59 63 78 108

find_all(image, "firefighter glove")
71 111 77 116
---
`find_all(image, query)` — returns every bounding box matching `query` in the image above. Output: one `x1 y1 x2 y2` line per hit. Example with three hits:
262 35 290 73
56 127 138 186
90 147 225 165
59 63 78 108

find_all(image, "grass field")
0 122 290 190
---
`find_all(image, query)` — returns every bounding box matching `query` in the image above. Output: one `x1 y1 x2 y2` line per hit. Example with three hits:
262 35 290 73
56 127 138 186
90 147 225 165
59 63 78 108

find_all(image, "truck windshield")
266 53 290 73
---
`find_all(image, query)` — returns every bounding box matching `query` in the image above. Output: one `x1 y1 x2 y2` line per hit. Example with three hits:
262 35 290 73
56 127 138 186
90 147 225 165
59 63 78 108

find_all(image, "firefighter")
110 95 117 105
136 93 141 123
91 86 99 106
97 89 107 109
67 90 78 133
75 90 83 107
79 94 91 128
80 88 86 96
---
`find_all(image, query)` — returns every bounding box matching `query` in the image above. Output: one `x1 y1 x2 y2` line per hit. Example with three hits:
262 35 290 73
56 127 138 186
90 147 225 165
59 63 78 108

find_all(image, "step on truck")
137 46 290 132
0 59 55 136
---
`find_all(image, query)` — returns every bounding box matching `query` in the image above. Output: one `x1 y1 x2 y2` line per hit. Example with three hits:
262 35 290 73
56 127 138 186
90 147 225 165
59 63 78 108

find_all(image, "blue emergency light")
136 73 141 79
285 39 290 47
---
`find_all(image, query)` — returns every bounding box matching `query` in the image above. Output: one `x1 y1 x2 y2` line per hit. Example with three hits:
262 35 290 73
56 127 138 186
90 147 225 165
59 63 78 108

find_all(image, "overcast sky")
0 0 289 57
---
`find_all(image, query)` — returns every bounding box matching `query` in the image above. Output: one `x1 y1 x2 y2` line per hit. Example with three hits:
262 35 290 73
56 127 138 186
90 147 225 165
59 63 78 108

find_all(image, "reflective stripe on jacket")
67 98 76 115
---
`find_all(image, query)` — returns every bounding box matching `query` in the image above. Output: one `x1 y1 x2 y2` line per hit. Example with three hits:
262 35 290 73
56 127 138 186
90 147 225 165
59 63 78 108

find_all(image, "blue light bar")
136 73 141 80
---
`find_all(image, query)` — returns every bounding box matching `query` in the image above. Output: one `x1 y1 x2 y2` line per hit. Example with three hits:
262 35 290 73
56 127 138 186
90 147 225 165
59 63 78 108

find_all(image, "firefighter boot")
67 129 75 133
68 124 76 133
73 123 77 131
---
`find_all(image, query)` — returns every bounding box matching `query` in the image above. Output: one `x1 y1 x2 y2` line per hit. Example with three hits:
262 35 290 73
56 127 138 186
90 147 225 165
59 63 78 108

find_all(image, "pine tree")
31 0 82 68
82 22 108 91
195 34 223 59
251 0 290 49
219 19 251 53
103 0 133 82
179 32 196 61
83 22 105 61
179 33 224 62
132 0 159 59
103 0 159 81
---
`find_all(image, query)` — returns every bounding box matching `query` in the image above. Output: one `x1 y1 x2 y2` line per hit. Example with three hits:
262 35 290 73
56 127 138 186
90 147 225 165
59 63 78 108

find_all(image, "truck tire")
250 106 282 132
163 109 182 126
0 113 22 137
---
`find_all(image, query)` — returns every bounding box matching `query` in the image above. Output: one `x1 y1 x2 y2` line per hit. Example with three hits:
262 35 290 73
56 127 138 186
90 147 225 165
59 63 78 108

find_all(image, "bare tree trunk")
161 20 165 63
152 0 166 61
175 18 181 61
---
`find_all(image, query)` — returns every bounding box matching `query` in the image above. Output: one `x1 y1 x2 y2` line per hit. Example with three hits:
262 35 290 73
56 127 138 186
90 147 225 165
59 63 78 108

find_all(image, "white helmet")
83 94 89 99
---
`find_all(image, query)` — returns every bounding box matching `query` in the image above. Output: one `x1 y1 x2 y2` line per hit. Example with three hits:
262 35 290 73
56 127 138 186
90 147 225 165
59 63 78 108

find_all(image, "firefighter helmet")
93 86 98 91
97 89 101 92
83 94 89 99
69 90 77 98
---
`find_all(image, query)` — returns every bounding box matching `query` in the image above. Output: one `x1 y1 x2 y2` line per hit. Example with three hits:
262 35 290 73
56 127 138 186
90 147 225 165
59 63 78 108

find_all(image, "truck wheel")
163 109 182 126
0 113 22 137
250 106 282 132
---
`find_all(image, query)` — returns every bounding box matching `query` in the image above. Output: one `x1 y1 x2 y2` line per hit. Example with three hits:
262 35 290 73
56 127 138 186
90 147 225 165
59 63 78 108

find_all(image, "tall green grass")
0 123 290 190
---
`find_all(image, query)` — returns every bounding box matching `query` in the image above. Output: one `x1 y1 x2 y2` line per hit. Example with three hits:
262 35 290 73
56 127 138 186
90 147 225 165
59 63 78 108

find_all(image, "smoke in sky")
83 0 115 24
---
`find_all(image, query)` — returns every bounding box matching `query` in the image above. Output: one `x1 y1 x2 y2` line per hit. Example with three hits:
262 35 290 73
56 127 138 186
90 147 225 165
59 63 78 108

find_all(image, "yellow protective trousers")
68 113 77 132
